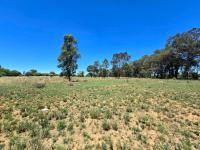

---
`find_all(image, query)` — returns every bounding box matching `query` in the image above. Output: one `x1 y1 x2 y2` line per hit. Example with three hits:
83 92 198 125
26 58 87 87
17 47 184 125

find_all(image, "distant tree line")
24 69 57 76
86 28 200 79
0 66 22 77
0 66 57 77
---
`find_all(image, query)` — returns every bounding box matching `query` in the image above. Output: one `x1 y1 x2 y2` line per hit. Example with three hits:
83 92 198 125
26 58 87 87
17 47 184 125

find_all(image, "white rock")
41 106 49 113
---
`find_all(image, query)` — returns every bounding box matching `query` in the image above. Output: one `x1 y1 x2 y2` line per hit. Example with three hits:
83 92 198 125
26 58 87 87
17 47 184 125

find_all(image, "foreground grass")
0 77 199 149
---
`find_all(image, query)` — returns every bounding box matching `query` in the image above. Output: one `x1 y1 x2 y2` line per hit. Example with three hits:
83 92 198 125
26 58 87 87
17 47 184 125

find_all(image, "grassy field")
0 77 199 150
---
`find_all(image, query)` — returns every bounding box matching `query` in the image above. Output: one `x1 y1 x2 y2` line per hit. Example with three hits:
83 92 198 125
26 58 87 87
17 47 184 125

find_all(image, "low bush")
102 120 110 131
90 108 101 119
57 121 66 131
33 82 46 89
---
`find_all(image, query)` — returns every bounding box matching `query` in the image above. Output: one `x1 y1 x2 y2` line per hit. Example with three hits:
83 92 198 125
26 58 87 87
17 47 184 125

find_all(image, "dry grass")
0 77 200 149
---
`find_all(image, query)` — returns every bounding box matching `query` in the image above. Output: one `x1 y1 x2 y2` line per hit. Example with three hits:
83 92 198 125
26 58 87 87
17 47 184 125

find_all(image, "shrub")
10 136 26 150
126 106 133 112
57 121 66 131
111 122 118 131
157 122 167 134
33 82 46 89
55 111 65 120
0 143 5 150
67 123 74 132
136 134 147 144
133 127 140 134
83 131 91 140
139 116 152 127
101 142 107 150
30 137 43 149
16 120 31 133
29 123 40 137
39 118 49 128
41 127 51 138
104 109 112 119
103 136 113 150
102 120 110 131
84 144 93 150
55 108 68 120
59 108 68 116
69 83 74 86
90 108 101 119
80 112 85 122
64 138 73 144
54 144 65 150
123 113 130 125
181 139 192 150
3 121 13 133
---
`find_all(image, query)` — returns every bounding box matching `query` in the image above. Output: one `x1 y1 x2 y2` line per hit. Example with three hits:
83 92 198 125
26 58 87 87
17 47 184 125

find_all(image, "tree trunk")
175 67 179 79
68 75 71 81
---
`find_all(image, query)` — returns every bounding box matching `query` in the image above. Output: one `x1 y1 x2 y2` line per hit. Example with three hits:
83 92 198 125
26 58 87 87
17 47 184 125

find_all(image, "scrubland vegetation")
0 77 199 149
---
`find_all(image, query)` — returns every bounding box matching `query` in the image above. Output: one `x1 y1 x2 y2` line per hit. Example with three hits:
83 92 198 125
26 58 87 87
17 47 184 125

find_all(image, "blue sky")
0 0 200 73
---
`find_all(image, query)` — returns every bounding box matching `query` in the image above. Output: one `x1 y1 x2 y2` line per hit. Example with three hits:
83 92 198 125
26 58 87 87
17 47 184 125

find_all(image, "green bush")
57 121 66 131
104 109 112 119
41 127 51 138
90 108 101 119
10 136 26 150
67 122 74 132
102 120 110 131
111 122 118 131
33 82 46 89
123 113 130 125
16 120 31 133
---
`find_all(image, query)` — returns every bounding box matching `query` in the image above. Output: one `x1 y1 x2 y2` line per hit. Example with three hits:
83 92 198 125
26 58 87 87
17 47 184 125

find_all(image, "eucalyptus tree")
111 52 131 77
87 65 96 77
100 59 109 77
166 28 200 79
58 35 80 81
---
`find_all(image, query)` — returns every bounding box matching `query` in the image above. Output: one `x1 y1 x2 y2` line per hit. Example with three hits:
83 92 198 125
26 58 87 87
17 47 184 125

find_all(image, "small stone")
41 106 49 113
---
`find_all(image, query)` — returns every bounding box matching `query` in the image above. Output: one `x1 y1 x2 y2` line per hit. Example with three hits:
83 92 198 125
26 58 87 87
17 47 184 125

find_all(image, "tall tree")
77 71 84 77
87 61 100 77
111 52 131 77
122 63 132 77
87 65 96 77
94 61 100 77
49 71 57 77
100 59 109 77
58 35 80 81
166 28 200 79
25 69 38 76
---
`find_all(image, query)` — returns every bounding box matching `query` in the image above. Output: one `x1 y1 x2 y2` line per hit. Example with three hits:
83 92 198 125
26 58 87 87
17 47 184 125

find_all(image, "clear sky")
0 0 200 73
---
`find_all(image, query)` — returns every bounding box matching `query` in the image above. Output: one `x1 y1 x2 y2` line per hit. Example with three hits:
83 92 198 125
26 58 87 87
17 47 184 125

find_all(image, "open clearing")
0 77 200 149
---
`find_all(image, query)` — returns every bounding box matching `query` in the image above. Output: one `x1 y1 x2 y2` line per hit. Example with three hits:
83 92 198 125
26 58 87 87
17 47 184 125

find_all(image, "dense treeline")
86 28 200 79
